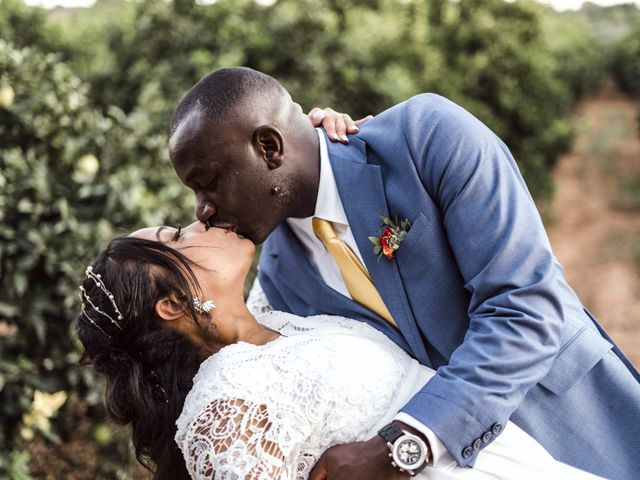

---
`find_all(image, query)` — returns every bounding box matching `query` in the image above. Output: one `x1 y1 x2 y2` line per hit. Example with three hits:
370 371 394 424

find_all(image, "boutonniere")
368 215 412 260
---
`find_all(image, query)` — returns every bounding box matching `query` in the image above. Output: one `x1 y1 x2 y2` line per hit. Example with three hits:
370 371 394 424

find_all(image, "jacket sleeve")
398 94 565 466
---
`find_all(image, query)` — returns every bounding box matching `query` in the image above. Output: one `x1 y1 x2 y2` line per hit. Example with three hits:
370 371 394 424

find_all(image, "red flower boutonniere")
368 215 412 260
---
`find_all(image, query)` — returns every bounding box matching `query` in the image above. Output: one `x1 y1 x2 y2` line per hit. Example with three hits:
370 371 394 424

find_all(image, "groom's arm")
313 94 565 479
397 94 564 466
311 95 565 479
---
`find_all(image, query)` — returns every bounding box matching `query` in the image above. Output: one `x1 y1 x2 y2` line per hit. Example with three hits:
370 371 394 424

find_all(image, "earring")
193 297 216 314
270 186 281 196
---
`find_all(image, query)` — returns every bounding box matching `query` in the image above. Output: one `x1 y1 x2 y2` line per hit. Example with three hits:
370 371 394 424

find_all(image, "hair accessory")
79 266 124 336
80 302 112 338
193 297 216 314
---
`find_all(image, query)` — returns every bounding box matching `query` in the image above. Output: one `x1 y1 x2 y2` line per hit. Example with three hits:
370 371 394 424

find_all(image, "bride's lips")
205 221 246 239
203 217 254 242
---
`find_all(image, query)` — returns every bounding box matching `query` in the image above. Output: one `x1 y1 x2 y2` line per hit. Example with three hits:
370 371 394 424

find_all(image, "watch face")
393 435 426 469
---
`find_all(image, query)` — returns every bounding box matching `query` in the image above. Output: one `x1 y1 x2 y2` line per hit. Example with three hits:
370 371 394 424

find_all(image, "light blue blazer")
259 94 640 479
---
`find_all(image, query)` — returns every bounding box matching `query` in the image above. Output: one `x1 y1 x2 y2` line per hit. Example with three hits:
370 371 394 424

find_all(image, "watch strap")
378 422 405 444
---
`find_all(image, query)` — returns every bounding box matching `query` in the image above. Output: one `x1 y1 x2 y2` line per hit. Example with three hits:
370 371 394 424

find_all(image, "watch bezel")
391 432 428 472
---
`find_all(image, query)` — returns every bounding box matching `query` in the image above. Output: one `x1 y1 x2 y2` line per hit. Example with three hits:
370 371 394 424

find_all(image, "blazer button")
472 438 482 451
462 447 473 459
482 431 493 443
491 423 503 435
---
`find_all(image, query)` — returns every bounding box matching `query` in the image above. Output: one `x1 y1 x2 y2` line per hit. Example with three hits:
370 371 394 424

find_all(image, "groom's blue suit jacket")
259 94 640 478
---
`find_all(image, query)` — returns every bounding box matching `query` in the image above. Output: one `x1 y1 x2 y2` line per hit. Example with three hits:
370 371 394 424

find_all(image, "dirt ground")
545 80 640 368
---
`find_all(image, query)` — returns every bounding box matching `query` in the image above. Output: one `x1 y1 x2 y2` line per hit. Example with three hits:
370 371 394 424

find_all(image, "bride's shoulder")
256 310 386 338
176 341 274 440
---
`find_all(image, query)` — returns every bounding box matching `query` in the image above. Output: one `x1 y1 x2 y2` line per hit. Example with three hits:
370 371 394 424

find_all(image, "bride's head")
76 222 255 479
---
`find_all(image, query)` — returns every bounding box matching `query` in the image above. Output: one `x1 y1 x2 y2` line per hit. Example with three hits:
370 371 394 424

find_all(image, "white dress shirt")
253 128 455 468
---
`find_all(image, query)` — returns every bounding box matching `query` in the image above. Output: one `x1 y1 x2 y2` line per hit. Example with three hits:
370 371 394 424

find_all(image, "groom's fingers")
308 456 328 480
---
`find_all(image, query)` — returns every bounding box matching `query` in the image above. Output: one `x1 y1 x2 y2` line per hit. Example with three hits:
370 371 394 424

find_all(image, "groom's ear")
253 125 284 170
155 296 185 322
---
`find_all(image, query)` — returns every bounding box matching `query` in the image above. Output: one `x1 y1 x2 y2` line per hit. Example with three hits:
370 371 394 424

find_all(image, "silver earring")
193 297 216 314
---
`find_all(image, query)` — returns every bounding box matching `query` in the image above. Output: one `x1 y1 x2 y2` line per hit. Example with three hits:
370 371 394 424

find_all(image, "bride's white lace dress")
175 311 602 480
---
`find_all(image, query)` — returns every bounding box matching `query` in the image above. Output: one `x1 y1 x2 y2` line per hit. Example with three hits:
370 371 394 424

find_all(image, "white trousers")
367 364 604 480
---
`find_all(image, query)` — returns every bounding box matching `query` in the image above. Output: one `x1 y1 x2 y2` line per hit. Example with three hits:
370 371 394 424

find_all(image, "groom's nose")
196 199 216 224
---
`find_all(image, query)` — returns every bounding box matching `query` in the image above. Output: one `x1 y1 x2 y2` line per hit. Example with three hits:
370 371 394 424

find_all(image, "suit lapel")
271 222 377 320
269 223 415 356
327 137 430 365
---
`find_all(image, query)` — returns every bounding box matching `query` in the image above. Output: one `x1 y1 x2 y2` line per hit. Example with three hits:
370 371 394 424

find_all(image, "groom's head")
169 67 320 244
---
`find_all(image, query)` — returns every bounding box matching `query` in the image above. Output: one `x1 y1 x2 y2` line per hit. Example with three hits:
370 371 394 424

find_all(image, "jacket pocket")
538 325 612 395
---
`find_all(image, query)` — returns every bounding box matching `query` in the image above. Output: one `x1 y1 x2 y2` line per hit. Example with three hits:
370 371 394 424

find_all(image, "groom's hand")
308 435 408 480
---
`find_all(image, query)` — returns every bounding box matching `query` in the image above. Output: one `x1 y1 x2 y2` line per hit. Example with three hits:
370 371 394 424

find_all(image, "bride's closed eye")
172 225 182 241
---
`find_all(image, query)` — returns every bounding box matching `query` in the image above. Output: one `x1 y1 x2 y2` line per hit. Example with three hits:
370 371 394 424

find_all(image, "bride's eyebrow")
155 226 167 242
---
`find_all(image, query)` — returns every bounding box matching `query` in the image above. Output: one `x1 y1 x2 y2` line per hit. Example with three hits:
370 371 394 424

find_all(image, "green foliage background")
0 0 635 477
611 22 640 96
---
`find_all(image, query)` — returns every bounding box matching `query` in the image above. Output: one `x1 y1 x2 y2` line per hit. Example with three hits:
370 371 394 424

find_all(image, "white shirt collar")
313 128 349 225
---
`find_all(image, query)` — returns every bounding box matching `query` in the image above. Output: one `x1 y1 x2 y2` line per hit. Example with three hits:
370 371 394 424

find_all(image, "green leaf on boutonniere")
370 214 412 260
380 215 396 228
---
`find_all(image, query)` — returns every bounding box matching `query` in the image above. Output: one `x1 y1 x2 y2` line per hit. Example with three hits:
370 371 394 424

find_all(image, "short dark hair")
169 67 285 136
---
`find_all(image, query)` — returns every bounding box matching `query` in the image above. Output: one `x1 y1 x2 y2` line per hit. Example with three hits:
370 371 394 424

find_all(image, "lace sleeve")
181 398 297 480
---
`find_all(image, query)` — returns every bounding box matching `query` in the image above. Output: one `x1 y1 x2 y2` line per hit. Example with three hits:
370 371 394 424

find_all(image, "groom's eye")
172 225 182 241
205 178 218 192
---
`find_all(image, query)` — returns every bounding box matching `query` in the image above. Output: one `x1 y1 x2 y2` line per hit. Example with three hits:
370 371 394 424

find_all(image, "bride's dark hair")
76 236 208 480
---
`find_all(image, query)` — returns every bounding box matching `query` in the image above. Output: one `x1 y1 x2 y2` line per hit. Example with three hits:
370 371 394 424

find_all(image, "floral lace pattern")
175 311 416 480
183 399 289 479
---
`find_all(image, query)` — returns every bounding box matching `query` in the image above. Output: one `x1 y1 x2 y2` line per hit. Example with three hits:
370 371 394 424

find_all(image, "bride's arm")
307 107 373 143
179 398 294 480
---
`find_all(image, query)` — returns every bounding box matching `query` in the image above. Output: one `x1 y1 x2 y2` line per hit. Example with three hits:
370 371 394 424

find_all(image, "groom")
168 67 640 479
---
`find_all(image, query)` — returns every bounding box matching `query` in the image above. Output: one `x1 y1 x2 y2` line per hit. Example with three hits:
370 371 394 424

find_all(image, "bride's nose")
183 221 207 235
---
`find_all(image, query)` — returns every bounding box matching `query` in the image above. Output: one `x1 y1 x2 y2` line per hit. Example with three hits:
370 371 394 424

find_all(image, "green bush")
0 40 192 475
611 23 640 95
540 4 605 104
55 0 582 200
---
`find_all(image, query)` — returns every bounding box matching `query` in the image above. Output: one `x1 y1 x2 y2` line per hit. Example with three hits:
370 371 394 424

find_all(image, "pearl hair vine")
79 265 124 338
80 265 215 337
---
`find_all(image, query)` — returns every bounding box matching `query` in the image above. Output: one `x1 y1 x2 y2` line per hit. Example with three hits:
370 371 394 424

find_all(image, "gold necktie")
312 218 398 329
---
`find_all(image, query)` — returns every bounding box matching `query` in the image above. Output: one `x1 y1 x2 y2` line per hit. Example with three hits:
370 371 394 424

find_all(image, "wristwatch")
378 422 430 476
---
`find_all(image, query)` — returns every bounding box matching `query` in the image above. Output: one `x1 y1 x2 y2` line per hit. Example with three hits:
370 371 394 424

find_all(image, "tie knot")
312 217 338 243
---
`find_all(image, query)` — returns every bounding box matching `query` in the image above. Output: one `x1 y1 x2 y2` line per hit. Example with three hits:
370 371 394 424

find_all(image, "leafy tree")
539 2 604 105
0 40 192 475
62 0 581 199
611 22 640 95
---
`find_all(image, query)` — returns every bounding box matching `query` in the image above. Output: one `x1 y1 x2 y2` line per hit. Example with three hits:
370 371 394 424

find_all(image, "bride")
76 221 602 480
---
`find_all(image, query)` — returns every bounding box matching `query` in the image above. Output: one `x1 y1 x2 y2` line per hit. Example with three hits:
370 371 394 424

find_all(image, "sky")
22 0 640 10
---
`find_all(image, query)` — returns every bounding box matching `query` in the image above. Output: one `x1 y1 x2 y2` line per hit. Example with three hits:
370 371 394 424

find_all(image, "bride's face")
129 221 256 310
